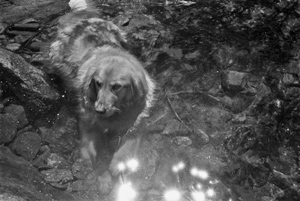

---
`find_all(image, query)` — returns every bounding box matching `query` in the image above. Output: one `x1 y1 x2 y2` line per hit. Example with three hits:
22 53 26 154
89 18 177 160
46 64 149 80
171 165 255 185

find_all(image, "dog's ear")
126 73 149 102
87 78 98 102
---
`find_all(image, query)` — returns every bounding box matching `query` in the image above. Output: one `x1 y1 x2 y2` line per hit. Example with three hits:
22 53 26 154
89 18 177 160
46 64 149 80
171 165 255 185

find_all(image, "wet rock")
5 43 21 51
0 193 26 201
282 73 296 85
32 145 51 168
162 119 190 135
47 153 71 169
72 159 93 180
4 104 29 129
221 70 248 93
0 47 61 119
0 113 18 144
0 23 7 34
172 136 192 147
39 107 79 158
191 129 210 147
119 137 159 191
0 146 76 201
221 94 255 113
16 125 33 136
12 131 41 161
40 168 73 184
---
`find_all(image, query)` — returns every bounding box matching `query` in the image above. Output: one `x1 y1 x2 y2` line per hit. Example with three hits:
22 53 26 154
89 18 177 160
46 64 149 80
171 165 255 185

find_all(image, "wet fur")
47 0 155 192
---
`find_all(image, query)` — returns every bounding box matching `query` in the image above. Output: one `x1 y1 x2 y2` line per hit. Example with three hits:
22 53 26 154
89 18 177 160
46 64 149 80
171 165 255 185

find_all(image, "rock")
0 23 7 34
162 119 190 135
282 73 295 85
4 104 29 129
39 107 79 158
16 125 33 136
72 159 93 180
0 113 18 144
12 131 41 161
47 153 71 169
172 136 192 147
5 43 21 51
32 145 51 168
40 169 73 184
0 146 76 201
0 47 61 119
0 193 26 201
221 70 248 93
119 138 159 191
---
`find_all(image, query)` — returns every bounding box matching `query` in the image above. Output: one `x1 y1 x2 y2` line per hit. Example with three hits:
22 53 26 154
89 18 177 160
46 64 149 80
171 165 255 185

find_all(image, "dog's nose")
96 108 106 115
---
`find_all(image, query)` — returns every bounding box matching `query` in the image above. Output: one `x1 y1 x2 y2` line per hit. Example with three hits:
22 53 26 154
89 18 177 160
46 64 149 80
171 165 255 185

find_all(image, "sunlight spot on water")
117 182 137 201
118 162 126 171
191 191 205 201
164 189 181 201
172 161 186 173
207 188 215 197
126 158 139 172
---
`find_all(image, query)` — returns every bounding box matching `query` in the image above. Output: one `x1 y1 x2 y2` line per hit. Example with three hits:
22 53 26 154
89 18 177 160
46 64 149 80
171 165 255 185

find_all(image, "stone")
72 159 93 180
40 169 73 184
172 136 192 147
12 131 41 161
221 70 248 93
0 113 18 144
47 153 71 169
4 104 29 129
0 47 60 119
39 107 79 158
0 146 76 200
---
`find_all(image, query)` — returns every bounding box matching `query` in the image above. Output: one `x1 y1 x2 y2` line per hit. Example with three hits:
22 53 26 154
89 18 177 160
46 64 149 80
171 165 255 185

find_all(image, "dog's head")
82 52 149 118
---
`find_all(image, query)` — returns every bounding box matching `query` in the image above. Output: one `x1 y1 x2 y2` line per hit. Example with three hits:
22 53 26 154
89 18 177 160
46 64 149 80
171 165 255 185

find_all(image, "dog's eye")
111 84 122 91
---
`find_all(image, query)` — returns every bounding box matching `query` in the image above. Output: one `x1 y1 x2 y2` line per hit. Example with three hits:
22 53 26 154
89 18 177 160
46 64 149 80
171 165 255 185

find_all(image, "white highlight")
172 161 185 173
190 167 198 176
191 191 205 201
164 189 181 201
197 170 209 180
207 188 215 197
190 167 209 180
118 162 126 171
117 182 137 201
126 158 139 172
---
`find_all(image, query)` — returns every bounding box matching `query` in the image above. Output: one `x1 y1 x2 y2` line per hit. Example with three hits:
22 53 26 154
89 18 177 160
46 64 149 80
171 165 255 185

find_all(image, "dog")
46 0 155 194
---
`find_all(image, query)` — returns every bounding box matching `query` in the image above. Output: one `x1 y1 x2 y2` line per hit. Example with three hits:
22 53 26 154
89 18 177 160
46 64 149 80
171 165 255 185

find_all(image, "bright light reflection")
190 167 198 176
207 188 215 197
177 161 185 170
197 170 209 180
196 183 202 189
172 161 186 173
191 191 205 201
164 189 181 201
117 182 137 201
126 158 139 172
190 168 209 180
118 162 126 171
172 166 179 173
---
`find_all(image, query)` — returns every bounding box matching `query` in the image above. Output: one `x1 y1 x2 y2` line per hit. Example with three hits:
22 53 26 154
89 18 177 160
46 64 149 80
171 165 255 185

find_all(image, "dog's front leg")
78 118 114 194
109 133 144 176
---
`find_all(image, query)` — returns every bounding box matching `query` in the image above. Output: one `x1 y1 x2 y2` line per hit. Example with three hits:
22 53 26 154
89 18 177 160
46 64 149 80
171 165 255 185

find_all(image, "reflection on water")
115 158 233 201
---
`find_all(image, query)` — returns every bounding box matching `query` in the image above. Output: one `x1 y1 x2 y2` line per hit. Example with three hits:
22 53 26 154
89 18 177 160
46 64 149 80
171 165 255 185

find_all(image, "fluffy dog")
47 0 155 193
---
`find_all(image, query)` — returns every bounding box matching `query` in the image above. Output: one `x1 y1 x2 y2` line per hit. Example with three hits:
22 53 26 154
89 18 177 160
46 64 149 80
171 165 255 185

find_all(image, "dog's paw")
97 171 113 194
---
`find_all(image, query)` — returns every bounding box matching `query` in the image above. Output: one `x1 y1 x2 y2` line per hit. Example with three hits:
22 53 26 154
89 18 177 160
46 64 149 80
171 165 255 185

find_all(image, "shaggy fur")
47 0 155 193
